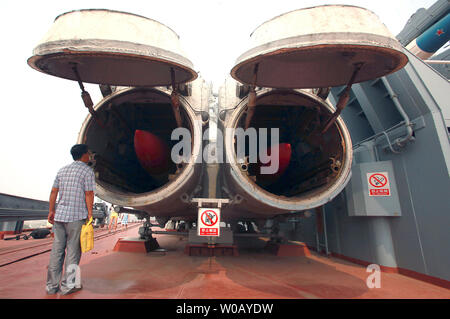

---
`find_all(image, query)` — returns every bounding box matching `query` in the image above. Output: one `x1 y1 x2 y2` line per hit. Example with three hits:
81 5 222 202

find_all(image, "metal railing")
0 193 106 222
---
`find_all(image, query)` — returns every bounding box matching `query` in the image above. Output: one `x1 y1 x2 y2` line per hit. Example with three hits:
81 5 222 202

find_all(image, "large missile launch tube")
219 86 353 219
220 5 408 220
27 9 206 219
406 13 450 59
78 86 204 217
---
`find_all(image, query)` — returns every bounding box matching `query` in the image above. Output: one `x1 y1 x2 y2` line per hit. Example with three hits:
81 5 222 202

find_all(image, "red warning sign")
367 172 391 196
198 208 220 236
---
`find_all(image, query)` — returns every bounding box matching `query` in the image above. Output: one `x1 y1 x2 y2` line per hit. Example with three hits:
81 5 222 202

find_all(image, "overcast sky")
0 0 437 201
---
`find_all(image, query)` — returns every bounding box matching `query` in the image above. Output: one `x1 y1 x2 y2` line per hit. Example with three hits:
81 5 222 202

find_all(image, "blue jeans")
46 220 84 294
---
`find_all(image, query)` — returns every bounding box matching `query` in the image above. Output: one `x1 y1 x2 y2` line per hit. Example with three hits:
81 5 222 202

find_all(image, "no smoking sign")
198 208 221 236
367 172 391 196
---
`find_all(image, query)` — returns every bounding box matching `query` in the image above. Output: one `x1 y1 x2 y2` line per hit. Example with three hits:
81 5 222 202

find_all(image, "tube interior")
234 90 346 198
84 88 193 194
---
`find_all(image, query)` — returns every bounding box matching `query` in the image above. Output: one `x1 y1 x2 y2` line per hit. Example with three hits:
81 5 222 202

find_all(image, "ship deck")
0 224 449 299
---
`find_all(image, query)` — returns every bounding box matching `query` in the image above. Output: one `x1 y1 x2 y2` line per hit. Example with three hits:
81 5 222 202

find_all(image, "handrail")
0 193 106 222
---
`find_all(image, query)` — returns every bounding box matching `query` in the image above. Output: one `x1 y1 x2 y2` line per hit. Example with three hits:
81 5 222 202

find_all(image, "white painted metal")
232 5 408 88
220 84 353 217
28 9 197 86
77 83 205 217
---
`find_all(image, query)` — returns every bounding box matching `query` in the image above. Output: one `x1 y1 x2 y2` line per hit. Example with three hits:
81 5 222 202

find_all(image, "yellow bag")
80 217 94 253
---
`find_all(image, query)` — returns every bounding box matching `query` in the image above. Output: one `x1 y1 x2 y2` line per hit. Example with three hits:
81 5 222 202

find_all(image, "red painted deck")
0 225 449 299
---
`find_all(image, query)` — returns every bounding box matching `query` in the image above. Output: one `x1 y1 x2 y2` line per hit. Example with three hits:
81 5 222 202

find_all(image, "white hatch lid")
28 9 197 86
231 5 408 89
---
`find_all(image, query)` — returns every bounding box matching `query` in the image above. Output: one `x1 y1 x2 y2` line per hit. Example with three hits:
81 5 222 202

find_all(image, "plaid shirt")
52 161 96 222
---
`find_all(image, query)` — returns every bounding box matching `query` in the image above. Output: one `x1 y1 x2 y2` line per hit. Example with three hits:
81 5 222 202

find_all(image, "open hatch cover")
231 5 408 89
27 9 197 87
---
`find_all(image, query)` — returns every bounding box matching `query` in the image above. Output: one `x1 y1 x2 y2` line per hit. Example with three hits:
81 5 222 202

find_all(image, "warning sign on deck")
367 172 391 196
198 208 220 237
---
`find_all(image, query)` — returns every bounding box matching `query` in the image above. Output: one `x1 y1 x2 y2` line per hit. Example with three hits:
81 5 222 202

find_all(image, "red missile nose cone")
256 143 292 183
278 143 292 174
134 130 169 175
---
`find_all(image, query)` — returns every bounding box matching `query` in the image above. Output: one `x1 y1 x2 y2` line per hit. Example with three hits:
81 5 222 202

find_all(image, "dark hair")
70 144 89 161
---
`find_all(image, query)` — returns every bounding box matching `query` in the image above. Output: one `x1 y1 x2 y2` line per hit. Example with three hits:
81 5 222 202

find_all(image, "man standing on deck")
46 144 95 295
